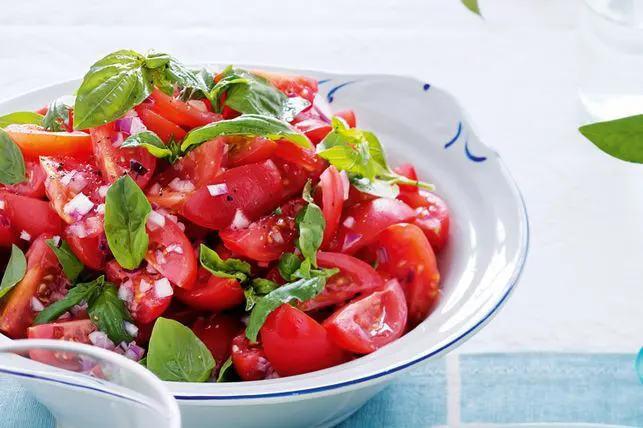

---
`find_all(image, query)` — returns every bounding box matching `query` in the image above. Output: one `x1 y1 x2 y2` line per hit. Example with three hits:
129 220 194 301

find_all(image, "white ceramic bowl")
0 66 529 428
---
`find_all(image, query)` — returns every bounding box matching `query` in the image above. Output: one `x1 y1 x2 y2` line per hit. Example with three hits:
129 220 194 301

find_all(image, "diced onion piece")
118 280 134 304
0 201 4 210
207 183 228 197
154 278 173 298
145 264 158 274
96 204 105 214
376 247 389 264
168 177 195 193
165 243 184 255
63 192 94 219
230 209 250 230
124 321 139 337
147 210 166 230
148 183 162 196
124 342 145 361
98 185 110 198
89 331 115 350
52 235 61 246
30 297 45 312
155 250 167 265
111 132 125 148
269 230 284 244
343 232 362 248
339 170 350 200
342 216 355 228
20 230 31 241
60 170 76 186
139 279 152 293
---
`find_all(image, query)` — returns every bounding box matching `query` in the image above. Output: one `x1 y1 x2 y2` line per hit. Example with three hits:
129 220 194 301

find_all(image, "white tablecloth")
0 0 640 353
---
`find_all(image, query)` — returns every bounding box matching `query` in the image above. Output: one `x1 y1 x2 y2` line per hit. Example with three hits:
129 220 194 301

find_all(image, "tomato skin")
398 191 450 252
273 141 327 173
219 199 305 262
253 71 319 104
192 314 244 374
4 124 92 158
231 334 275 381
145 212 197 289
261 304 348 377
175 268 244 311
27 319 97 370
0 235 70 338
319 166 345 249
335 110 357 128
0 191 64 240
181 160 284 230
0 214 16 247
226 136 277 167
0 160 47 199
292 110 332 144
331 198 416 254
373 223 440 326
299 251 384 312
272 157 324 202
149 88 222 129
394 163 419 194
64 219 110 270
135 105 187 143
323 279 407 354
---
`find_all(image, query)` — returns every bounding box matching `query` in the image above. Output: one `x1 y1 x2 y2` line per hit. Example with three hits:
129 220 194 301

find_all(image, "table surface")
0 0 640 356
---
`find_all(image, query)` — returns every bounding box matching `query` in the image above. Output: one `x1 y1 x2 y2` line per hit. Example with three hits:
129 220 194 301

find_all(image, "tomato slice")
394 163 419 194
319 166 346 248
372 223 440 326
149 88 222 129
0 235 71 338
253 71 319 104
335 109 357 128
299 251 384 311
145 211 197 289
135 105 187 143
147 138 226 212
231 334 276 381
181 160 284 230
27 319 97 370
273 141 327 172
323 279 407 354
0 191 64 240
272 157 324 202
226 136 277 167
4 124 92 158
90 124 157 189
192 314 244 375
175 268 244 311
398 190 450 252
219 199 305 262
64 215 110 270
261 304 348 377
330 198 416 254
0 160 47 199
291 110 332 145
105 260 172 324
0 213 16 248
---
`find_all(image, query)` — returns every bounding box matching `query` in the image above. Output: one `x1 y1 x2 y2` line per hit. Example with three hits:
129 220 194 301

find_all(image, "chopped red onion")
124 342 145 361
57 312 72 321
269 230 284 244
124 321 139 337
154 278 173 298
111 132 125 148
70 302 88 317
139 279 152 293
342 216 355 228
340 170 350 200
343 232 362 248
148 182 162 196
20 230 31 242
89 331 115 350
30 297 45 312
118 280 134 303
147 210 166 230
376 247 390 264
155 250 167 265
145 264 158 274
0 201 5 210
207 183 228 197
51 235 61 246
312 93 333 123
168 177 195 193
165 243 184 255
95 204 105 214
177 222 186 231
98 185 110 198
230 209 250 230
63 192 94 220
60 170 77 186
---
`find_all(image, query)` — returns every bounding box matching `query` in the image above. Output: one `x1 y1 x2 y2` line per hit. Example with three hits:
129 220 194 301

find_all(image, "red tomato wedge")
219 199 305 262
175 268 244 311
318 166 346 248
291 110 332 145
323 279 408 354
145 211 197 289
192 314 244 375
335 109 357 128
0 235 71 338
149 88 222 129
64 215 110 270
4 124 92 158
27 319 97 370
231 334 275 381
330 198 416 254
398 190 450 252
299 251 384 312
0 160 47 199
273 140 327 172
252 71 319 104
135 105 186 143
261 304 348 377
394 163 419 194
181 160 284 230
0 213 16 247
226 136 277 167
0 192 64 240
372 223 440 326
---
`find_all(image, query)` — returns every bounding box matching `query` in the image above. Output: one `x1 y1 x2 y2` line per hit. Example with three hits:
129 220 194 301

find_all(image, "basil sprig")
295 180 325 267
579 115 643 163
316 117 434 197
43 96 74 132
0 245 27 299
120 131 182 163
243 278 280 311
199 244 251 283
46 238 84 282
461 0 481 16
104 175 151 270
0 112 43 128
0 128 27 185
147 317 215 382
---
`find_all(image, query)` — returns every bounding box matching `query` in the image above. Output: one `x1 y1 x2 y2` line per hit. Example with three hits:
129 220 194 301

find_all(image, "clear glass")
0 339 181 428
578 0 643 120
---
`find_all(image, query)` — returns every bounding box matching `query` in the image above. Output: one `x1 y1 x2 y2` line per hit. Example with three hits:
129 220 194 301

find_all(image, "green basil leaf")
165 57 209 94
74 50 152 130
120 131 181 162
349 175 399 198
42 96 74 132
88 283 132 344
0 245 26 299
278 252 301 281
181 114 311 152
245 270 336 342
0 128 27 185
296 181 324 267
244 287 260 311
178 69 216 102
200 244 251 283
579 115 643 163
252 278 279 295
104 175 151 270
0 112 44 128
147 317 215 382
46 238 84 282
144 52 171 69
461 0 482 16
216 357 234 382
139 357 147 367
34 277 104 325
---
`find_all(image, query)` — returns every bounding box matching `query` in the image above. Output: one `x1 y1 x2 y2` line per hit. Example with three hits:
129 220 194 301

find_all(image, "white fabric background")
0 0 640 353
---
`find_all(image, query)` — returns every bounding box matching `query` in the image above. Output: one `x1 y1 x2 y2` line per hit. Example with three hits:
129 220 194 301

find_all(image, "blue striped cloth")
1 353 641 428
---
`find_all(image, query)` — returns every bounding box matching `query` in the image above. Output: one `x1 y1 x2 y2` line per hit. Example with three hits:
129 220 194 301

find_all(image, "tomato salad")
0 50 449 382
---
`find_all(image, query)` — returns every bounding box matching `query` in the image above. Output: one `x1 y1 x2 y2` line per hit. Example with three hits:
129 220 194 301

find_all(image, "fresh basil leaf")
178 69 216 102
579 115 643 163
181 114 311 152
200 244 251 283
216 357 234 382
278 252 301 281
0 245 26 299
144 52 171 69
292 257 312 279
74 50 152 130
296 181 325 267
461 0 482 16
245 269 337 342
120 131 181 162
147 67 174 96
165 57 210 95
139 357 147 367
46 238 84 282
43 96 74 132
349 175 399 198
88 283 132 344
0 128 27 185
244 287 260 311
0 112 43 128
145 52 210 100
104 175 151 270
34 277 104 325
147 317 215 382
252 278 279 295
